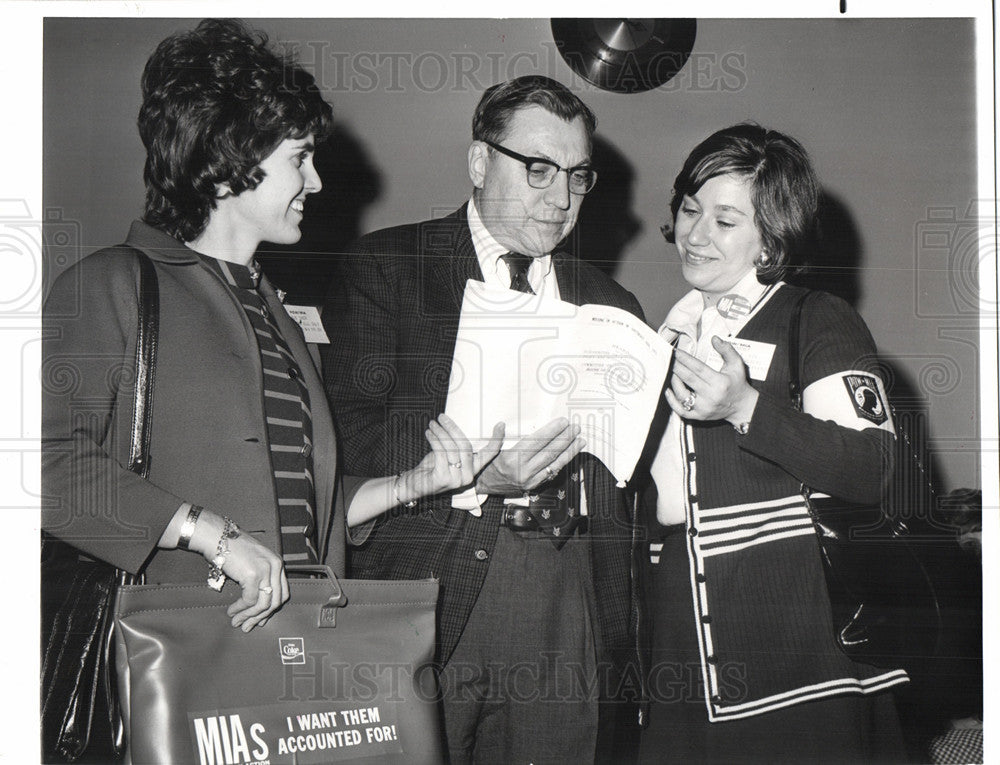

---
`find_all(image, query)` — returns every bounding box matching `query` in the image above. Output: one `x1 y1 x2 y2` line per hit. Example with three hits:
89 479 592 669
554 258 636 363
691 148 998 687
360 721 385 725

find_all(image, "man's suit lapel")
421 205 484 324
552 250 583 306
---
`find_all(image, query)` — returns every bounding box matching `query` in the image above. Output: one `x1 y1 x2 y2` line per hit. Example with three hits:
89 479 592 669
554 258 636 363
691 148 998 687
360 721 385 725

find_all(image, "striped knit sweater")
669 283 908 721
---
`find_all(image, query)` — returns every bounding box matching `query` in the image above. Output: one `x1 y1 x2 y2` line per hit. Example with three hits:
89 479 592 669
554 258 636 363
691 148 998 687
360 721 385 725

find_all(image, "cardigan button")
711 694 724 705
687 452 696 462
288 366 300 381
689 494 698 505
701 613 712 624
706 654 719 665
695 573 707 584
473 549 489 561
688 526 698 537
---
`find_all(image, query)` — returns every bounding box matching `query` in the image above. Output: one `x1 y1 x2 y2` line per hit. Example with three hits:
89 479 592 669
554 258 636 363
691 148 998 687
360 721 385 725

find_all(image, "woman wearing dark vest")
638 124 907 762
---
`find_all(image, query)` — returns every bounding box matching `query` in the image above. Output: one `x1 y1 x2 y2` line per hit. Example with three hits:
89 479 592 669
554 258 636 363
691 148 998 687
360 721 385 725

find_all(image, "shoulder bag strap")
107 249 160 753
786 289 809 413
127 250 159 479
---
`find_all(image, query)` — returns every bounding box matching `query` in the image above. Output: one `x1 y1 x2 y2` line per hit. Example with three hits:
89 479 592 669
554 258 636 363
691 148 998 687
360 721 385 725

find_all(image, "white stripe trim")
699 523 817 558
709 670 910 721
724 670 909 711
698 494 807 517
681 422 721 720
699 505 810 532
695 493 815 556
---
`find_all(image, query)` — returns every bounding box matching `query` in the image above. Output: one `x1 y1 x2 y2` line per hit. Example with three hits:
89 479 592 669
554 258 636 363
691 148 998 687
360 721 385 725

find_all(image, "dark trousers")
440 527 600 765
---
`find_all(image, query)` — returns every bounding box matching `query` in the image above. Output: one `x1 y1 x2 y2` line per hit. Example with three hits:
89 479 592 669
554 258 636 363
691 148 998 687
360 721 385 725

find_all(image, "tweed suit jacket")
321 205 644 667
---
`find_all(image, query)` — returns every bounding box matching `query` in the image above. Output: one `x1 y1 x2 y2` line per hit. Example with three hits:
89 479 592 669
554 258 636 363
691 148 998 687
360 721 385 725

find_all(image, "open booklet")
444 280 672 486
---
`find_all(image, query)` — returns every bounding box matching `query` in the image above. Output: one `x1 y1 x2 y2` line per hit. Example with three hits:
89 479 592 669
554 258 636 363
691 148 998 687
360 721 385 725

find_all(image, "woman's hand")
167 508 290 632
665 336 759 426
219 530 290 632
402 414 505 499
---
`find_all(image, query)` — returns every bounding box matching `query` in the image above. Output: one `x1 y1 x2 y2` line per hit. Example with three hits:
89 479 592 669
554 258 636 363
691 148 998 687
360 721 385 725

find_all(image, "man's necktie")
501 252 535 294
498 252 581 546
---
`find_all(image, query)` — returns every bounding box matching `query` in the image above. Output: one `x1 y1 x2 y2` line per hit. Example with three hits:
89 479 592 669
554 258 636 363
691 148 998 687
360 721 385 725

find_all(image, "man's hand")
474 417 585 496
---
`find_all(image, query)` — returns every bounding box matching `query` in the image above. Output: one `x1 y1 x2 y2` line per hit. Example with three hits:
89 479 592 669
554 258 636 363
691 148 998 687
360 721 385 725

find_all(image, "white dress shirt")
454 198 586 516
466 196 558 299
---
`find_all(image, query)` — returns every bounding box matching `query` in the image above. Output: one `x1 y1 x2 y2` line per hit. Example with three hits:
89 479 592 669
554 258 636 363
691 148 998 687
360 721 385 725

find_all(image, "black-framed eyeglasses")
484 140 598 195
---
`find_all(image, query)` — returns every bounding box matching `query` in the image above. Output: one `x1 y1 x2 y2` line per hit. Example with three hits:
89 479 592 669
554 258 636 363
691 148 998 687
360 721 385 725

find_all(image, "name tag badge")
284 305 330 344
728 338 776 381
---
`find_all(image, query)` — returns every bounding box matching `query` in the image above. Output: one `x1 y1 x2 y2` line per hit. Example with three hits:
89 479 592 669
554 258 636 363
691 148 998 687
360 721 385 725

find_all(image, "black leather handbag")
787 290 942 669
41 250 158 762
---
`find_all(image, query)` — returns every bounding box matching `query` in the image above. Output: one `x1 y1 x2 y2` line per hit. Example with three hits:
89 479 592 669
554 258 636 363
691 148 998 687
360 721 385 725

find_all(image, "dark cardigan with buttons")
665 283 908 721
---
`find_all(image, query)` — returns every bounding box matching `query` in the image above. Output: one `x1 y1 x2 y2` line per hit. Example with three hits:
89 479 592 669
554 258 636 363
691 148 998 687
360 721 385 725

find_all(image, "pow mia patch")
842 374 888 425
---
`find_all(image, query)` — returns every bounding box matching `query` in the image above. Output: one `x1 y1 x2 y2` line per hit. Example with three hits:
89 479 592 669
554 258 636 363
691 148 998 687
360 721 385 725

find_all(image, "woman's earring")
754 251 771 269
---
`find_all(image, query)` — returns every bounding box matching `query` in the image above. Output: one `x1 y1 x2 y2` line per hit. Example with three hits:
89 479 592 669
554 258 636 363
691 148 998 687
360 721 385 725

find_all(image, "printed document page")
444 280 671 484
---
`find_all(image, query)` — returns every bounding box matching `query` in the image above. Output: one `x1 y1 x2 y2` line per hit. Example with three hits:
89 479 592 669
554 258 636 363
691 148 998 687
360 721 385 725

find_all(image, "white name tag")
728 338 776 381
284 304 330 344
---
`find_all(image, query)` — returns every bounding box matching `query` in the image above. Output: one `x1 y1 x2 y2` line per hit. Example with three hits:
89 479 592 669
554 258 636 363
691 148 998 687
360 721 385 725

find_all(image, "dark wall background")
43 17 982 491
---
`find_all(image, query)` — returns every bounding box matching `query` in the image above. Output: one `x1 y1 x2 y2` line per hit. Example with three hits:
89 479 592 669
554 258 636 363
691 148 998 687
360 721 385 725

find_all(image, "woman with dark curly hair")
42 19 498 631
639 124 908 763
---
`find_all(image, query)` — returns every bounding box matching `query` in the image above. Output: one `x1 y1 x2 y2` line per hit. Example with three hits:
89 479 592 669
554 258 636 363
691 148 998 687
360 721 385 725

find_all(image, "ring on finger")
681 391 697 411
544 465 556 481
448 460 463 469
259 586 274 594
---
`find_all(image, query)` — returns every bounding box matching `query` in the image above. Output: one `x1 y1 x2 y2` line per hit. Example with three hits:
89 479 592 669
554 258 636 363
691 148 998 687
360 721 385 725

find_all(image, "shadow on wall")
568 135 642 280
788 191 955 529
790 189 983 759
259 123 383 304
788 188 959 525
788 189 863 307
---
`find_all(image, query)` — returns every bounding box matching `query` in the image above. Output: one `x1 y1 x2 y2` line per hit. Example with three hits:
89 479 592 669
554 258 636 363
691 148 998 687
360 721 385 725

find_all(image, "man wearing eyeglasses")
321 75 643 764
